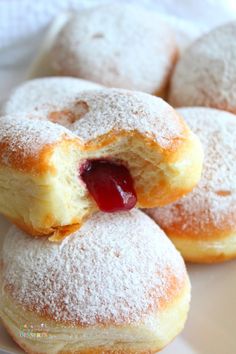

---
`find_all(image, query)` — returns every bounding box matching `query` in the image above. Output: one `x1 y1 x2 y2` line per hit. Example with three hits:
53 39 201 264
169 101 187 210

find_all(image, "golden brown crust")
3 271 185 326
0 128 79 175
6 209 96 241
156 216 236 241
8 216 81 240
0 110 189 174
0 140 54 175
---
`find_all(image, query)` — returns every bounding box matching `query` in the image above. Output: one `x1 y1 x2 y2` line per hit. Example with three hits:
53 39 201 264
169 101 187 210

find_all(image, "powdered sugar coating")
0 88 187 173
50 3 177 94
3 77 102 116
0 114 75 171
2 209 186 325
70 89 186 149
146 107 236 237
169 22 236 113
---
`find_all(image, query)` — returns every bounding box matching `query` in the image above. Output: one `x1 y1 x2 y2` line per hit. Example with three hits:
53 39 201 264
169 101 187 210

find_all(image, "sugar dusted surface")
70 89 185 149
3 77 102 116
50 3 176 94
0 88 186 171
2 210 186 325
0 114 74 169
170 22 236 111
147 108 236 236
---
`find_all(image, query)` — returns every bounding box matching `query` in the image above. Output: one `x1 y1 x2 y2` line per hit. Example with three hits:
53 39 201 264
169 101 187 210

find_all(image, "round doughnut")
169 22 236 113
0 89 203 240
2 76 102 116
49 3 178 96
0 209 190 354
146 107 236 263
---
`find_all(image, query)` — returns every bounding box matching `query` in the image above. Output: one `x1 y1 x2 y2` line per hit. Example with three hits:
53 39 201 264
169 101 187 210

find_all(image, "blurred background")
1 0 236 103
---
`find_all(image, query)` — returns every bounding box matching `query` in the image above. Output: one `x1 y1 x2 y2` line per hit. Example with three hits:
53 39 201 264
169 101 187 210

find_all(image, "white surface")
1 0 236 50
1 2 236 353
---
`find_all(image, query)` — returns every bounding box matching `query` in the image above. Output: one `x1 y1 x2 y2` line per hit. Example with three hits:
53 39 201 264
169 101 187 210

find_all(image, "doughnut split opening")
0 88 204 240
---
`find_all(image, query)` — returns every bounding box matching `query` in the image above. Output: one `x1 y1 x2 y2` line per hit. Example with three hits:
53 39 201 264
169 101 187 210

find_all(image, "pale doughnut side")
146 107 236 263
1 282 190 354
167 233 236 263
0 210 190 354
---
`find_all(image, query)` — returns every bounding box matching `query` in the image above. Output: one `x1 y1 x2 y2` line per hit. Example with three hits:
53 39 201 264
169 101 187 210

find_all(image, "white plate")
1 210 236 354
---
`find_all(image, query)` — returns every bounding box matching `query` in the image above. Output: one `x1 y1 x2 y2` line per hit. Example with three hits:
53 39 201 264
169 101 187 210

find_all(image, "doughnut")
0 209 191 354
169 22 236 113
2 77 102 116
146 107 236 263
49 3 178 96
0 89 203 241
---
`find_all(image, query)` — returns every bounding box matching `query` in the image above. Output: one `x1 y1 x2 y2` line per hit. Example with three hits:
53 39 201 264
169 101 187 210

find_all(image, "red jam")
81 159 137 212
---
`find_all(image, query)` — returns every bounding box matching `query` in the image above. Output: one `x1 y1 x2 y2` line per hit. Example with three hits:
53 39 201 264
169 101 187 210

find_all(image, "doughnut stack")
0 2 235 354
0 75 201 352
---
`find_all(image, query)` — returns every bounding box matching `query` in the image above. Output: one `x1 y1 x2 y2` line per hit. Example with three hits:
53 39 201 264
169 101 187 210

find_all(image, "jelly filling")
81 159 137 212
